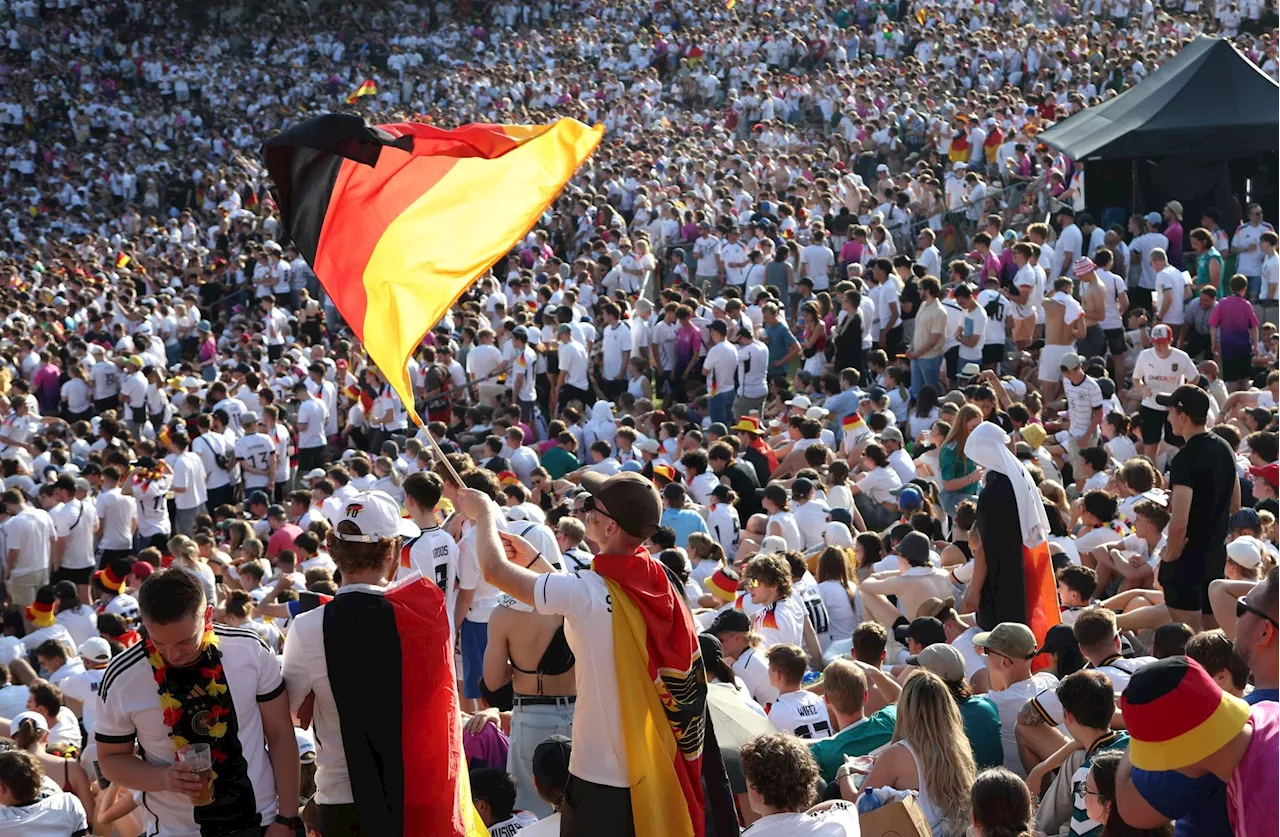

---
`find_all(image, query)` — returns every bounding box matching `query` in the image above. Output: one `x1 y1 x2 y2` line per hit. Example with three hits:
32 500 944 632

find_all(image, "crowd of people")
0 0 1276 835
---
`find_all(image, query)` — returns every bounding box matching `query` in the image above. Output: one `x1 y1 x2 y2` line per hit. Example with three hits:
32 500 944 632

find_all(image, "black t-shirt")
899 277 921 322
1168 430 1237 555
722 459 762 519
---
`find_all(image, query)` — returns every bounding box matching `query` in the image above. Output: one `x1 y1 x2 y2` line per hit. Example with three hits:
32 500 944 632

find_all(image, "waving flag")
345 78 378 104
115 253 130 269
263 114 602 424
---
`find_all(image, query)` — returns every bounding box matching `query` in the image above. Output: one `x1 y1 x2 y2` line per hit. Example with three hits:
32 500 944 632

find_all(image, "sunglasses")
745 577 762 588
580 494 616 522
1237 597 1277 627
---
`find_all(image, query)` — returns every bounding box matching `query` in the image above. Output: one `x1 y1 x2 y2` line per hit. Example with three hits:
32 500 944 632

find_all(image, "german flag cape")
321 575 484 836
263 113 601 424
593 550 737 837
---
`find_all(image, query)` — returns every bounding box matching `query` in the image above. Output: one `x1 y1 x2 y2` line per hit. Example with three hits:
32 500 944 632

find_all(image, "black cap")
894 616 947 647
699 632 726 671
246 489 270 508
1036 623 1078 656
532 735 572 790
706 608 751 635
1155 384 1210 424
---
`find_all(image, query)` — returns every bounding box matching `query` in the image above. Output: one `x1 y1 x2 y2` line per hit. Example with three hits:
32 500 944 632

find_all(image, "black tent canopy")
1039 37 1279 160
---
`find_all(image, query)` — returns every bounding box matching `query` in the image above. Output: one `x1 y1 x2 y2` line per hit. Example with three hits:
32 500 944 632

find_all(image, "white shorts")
1038 344 1074 383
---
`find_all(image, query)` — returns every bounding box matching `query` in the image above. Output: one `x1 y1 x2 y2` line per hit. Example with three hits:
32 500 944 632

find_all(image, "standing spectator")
703 321 739 425
1230 202 1272 302
908 277 948 397
1160 385 1240 630
1209 275 1260 391
1190 228 1225 296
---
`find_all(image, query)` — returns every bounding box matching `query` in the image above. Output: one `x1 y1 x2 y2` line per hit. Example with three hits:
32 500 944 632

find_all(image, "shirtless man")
1075 257 1108 360
859 531 953 628
1038 277 1088 407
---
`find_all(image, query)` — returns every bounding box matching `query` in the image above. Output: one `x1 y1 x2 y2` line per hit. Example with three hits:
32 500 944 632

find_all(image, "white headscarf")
823 521 855 550
964 421 1050 550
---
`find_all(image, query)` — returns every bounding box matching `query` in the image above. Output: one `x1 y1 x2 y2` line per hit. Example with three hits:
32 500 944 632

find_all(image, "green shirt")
540 446 579 480
939 441 980 497
958 695 1004 769
809 705 897 783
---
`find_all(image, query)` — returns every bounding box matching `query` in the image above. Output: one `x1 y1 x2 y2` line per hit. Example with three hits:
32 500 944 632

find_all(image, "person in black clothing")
833 287 864 374
708 440 762 520
1158 384 1241 630
895 256 921 348
480 435 511 474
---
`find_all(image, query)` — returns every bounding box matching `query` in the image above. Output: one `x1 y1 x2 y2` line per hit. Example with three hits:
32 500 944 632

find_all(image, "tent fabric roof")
1038 37 1280 160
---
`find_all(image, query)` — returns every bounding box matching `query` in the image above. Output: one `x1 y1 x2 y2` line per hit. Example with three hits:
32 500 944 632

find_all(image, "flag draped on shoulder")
345 78 378 104
321 575 485 836
593 549 711 837
262 113 602 424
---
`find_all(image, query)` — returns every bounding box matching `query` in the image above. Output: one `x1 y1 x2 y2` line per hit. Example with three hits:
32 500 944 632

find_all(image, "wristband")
525 551 542 569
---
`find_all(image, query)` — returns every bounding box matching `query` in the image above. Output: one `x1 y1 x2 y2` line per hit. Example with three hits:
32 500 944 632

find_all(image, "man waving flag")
262 114 602 424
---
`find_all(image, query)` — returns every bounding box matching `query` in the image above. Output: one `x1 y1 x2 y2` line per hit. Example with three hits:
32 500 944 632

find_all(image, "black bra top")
512 623 576 679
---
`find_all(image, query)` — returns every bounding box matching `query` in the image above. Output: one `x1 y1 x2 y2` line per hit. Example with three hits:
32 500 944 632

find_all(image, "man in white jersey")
95 466 137 568
1132 324 1194 459
130 457 173 550
235 413 278 496
49 475 98 603
766 644 832 739
2 488 54 609
400 472 461 631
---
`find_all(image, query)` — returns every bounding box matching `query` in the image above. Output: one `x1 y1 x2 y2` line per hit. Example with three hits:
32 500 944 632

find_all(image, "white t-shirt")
793 500 831 552
704 340 739 397
133 475 172 539
1132 347 1194 410
297 397 328 448
487 809 539 836
95 627 285 836
467 343 504 381
3 506 54 578
60 663 107 737
169 451 208 511
800 244 835 290
0 789 88 836
741 802 861 836
458 525 502 624
511 345 537 402
732 645 780 706
856 467 901 505
1153 266 1189 324
817 581 858 644
557 341 589 390
601 322 631 381
534 570 626 787
97 488 137 551
56 604 98 647
958 303 988 362
769 689 832 739
397 525 461 633
767 511 803 551
752 596 807 650
987 672 1060 777
51 498 97 570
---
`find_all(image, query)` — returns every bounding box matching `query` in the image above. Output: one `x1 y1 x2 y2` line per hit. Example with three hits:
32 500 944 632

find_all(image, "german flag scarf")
593 549 736 837
322 577 484 836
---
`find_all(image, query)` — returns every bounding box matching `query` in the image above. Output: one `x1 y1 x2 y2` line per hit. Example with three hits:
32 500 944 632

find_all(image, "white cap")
304 468 328 481
1001 378 1029 399
295 727 316 761
637 438 660 454
79 637 113 664
759 535 789 555
9 711 47 736
333 491 421 543
784 395 812 410
1227 536 1265 570
805 406 830 420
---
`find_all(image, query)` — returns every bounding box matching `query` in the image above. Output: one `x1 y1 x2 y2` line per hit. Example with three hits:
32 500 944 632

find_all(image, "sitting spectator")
807 659 898 782
970 767 1035 837
740 731 861 835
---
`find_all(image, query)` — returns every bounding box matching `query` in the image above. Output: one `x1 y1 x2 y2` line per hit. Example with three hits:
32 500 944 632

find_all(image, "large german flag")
263 114 602 423
322 573 485 836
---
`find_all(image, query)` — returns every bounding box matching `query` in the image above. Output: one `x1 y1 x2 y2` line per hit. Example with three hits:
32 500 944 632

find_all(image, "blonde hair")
942 404 984 464
893 670 977 834
686 532 725 565
1039 480 1069 514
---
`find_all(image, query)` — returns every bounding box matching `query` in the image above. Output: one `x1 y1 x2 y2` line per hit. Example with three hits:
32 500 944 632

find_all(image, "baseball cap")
895 531 932 565
784 395 812 410
241 411 260 426
130 561 155 581
333 491 421 543
916 596 957 621
304 468 328 482
1121 656 1250 771
792 477 815 498
758 535 789 555
879 426 904 445
8 711 48 737
246 489 271 507
1230 508 1261 530
973 622 1038 659
1248 463 1279 490
707 422 729 437
78 637 113 664
706 608 751 635
1227 536 1265 570
296 728 316 762
512 326 529 342
895 485 923 511
1036 623 1079 656
906 643 966 681
1059 352 1083 371
894 616 947 647
637 438 660 454
1155 384 1210 423
579 472 661 539
532 735 573 790
1144 211 1162 226
1151 323 1174 343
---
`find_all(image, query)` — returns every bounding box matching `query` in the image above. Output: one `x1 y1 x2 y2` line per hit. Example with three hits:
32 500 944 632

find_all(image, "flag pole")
413 412 465 487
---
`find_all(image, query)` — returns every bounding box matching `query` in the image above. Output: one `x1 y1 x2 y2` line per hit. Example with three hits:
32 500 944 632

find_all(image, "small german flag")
842 412 865 432
115 253 130 269
916 8 927 24
346 78 378 104
263 114 601 426
726 0 736 8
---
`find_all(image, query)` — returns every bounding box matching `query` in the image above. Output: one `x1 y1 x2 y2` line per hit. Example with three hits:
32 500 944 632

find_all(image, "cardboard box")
858 795 934 837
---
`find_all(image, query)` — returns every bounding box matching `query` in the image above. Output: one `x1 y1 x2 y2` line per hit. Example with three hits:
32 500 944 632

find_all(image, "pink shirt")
266 523 304 559
1227 700 1278 836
